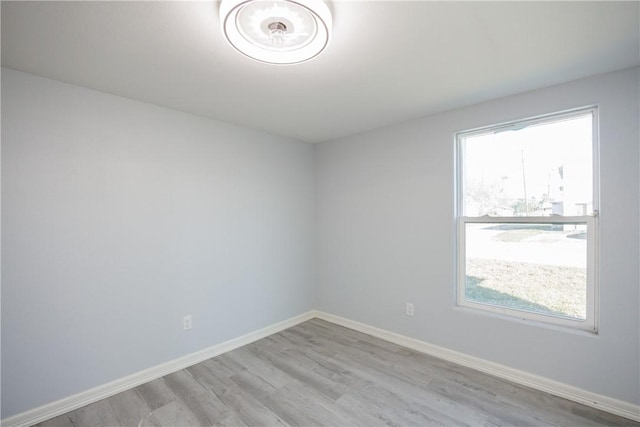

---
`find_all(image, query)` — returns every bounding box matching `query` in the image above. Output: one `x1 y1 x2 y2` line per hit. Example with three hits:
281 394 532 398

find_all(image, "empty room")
1 1 639 426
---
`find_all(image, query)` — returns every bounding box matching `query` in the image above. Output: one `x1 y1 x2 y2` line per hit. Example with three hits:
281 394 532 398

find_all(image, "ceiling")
2 1 639 143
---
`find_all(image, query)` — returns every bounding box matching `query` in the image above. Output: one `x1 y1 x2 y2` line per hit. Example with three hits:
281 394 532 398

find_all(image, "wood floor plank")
247 345 348 401
135 378 177 411
188 359 289 427
66 397 120 427
35 413 74 427
261 388 328 427
34 319 639 427
108 389 152 427
227 347 294 389
140 399 205 427
162 369 209 399
229 369 279 401
207 353 247 378
267 383 351 426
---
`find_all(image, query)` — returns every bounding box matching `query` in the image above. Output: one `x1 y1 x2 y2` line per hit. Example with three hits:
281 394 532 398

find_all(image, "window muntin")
456 108 598 331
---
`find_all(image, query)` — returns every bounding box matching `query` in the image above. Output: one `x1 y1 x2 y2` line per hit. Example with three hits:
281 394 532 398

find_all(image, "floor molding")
1 311 317 427
314 311 640 422
4 310 639 426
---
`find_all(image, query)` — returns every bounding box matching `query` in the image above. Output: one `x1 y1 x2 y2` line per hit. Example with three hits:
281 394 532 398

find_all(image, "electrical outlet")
183 315 192 331
406 303 414 317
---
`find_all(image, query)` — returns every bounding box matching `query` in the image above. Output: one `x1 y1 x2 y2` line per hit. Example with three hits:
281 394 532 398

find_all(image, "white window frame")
455 107 599 332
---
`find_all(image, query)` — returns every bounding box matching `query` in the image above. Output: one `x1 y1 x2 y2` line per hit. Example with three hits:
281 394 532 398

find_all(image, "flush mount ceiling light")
220 0 332 65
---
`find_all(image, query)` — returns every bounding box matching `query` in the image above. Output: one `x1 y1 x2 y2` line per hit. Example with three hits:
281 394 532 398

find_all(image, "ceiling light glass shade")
220 0 332 65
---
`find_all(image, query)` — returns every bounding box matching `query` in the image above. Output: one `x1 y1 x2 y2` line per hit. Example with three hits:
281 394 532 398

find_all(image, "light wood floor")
37 319 638 427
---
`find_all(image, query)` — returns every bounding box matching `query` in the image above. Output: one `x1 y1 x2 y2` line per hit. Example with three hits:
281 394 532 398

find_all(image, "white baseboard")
1 311 317 427
314 311 640 422
4 310 639 426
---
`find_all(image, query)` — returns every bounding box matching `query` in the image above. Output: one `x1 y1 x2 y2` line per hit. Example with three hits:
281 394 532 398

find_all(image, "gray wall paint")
2 66 639 418
316 67 640 405
1 68 315 417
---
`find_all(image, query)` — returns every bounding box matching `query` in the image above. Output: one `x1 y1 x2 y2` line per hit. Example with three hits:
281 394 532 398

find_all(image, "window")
455 107 598 332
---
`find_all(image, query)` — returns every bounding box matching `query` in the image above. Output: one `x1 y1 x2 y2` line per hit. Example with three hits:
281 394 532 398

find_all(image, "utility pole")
521 149 528 215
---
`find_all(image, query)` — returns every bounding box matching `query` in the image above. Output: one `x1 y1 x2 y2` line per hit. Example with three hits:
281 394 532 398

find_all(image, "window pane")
462 114 592 217
465 223 587 320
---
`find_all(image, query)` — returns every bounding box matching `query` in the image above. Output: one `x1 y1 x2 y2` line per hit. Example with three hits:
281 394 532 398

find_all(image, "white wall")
316 67 640 405
1 68 315 417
